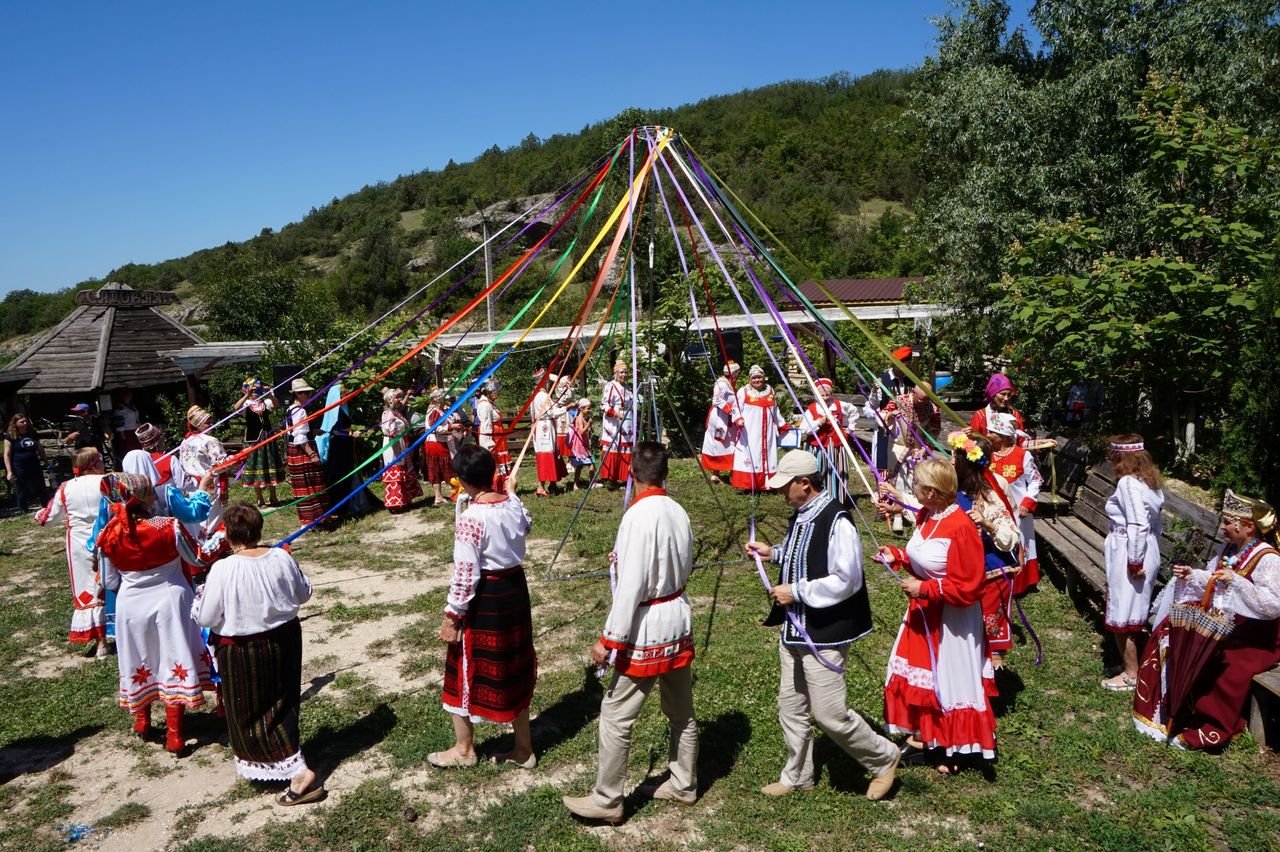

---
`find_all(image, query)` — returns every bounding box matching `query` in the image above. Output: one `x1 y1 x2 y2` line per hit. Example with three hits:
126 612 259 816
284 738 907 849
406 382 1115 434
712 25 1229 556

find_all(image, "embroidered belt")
640 587 685 607
483 564 525 579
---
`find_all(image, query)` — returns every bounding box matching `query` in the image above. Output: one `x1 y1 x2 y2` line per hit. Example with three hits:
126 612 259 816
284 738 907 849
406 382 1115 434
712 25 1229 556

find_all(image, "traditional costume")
475 391 510 492
864 347 913 472
801 378 853 501
600 364 634 484
422 394 454 487
968 373 1026 444
239 385 284 490
1103 456 1164 634
122 450 212 528
731 366 784 490
700 362 740 472
36 473 108 644
441 495 536 723
97 475 214 752
883 504 998 761
135 423 172 483
532 376 568 485
989 413 1042 594
284 386 330 525
553 377 575 460
1133 492 1280 751
380 390 422 511
590 486 698 807
317 384 380 517
176 406 228 540
193 547 314 779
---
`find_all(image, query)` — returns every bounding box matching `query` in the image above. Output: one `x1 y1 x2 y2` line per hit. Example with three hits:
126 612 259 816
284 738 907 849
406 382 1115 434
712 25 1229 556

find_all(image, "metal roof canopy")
429 303 942 349
158 341 268 376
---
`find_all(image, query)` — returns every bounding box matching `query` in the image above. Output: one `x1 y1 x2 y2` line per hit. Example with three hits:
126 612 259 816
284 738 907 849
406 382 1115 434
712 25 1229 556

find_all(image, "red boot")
165 704 186 755
132 706 151 737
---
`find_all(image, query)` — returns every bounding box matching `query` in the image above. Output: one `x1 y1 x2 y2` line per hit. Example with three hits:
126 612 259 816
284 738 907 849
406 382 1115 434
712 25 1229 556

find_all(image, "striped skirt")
442 567 537 723
286 443 329 525
216 619 307 781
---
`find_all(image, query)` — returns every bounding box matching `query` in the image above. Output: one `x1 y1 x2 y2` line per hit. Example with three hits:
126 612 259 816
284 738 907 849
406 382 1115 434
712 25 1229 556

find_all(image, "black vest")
763 495 873 647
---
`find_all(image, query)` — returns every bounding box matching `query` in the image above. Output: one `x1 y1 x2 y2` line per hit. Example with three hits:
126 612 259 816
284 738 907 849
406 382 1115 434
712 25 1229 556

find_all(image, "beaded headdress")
1109 439 1144 453
1222 489 1278 534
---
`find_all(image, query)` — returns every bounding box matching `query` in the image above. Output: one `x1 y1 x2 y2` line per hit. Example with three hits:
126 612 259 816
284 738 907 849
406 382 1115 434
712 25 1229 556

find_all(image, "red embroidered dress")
36 474 108 644
883 505 997 759
992 445 1042 594
98 513 213 713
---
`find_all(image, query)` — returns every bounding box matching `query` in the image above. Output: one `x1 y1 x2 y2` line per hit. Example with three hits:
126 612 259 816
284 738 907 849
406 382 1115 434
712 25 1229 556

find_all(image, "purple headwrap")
985 373 1016 403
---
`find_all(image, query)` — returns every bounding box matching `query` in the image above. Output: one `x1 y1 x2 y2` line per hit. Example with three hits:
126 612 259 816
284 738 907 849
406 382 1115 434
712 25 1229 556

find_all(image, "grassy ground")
1 459 1278 851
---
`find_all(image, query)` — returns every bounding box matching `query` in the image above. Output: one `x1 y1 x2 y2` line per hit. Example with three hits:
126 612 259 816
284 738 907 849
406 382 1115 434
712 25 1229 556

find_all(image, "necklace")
1222 538 1263 574
922 504 959 541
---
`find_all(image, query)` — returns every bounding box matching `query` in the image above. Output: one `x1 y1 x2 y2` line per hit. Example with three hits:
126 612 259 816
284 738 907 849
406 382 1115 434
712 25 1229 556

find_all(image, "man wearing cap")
1134 490 1280 751
65 403 105 453
801 377 854 502
700 361 741 478
600 361 634 488
744 450 900 801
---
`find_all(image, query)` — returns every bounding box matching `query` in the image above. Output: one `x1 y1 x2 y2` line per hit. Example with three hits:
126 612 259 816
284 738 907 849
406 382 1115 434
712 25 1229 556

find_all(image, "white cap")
988 411 1018 437
765 450 821 490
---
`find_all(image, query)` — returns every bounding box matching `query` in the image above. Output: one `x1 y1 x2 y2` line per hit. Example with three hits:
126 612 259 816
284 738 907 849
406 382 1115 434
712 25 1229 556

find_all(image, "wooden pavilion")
0 282 204 417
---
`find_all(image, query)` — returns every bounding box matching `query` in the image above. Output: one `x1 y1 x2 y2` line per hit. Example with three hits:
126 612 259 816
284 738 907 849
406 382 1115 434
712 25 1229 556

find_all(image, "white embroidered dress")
600 379 634 454
36 474 107 643
1103 475 1164 631
730 385 782 490
700 376 739 469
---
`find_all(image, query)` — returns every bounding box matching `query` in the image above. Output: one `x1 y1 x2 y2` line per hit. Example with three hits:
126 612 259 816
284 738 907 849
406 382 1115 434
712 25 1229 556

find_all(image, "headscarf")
123 449 169 516
723 360 741 376
984 373 1015 404
317 384 344 464
88 472 152 555
381 387 399 405
748 364 766 380
988 412 1018 438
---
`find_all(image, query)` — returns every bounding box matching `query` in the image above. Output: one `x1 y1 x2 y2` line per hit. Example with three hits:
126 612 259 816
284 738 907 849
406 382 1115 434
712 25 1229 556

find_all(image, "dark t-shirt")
5 432 41 469
70 416 103 450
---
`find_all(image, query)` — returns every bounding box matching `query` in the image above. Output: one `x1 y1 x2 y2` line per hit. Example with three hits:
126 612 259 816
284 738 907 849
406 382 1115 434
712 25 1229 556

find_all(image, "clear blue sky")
0 0 1031 295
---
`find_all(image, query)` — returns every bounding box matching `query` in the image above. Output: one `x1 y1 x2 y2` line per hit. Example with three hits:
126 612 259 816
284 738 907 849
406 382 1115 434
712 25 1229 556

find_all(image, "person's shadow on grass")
305 702 398 786
625 709 752 816
0 724 104 783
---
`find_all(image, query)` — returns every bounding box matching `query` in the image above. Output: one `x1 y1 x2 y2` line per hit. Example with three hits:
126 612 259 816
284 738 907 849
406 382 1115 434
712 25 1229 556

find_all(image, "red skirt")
286 444 329 525
535 451 566 482
1013 558 1040 595
556 435 570 457
382 464 422 509
442 567 537 723
700 451 732 472
600 446 631 482
422 442 453 483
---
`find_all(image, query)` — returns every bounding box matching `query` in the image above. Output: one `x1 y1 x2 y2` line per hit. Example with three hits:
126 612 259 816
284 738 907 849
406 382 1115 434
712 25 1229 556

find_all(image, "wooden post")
186 375 200 405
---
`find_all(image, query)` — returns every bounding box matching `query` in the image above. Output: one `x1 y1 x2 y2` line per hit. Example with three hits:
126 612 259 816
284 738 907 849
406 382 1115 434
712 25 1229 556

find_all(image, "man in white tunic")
563 442 698 824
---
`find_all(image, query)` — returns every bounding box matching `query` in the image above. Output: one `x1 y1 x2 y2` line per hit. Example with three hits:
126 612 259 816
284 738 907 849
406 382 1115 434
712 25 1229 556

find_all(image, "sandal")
277 785 327 806
1100 674 1137 692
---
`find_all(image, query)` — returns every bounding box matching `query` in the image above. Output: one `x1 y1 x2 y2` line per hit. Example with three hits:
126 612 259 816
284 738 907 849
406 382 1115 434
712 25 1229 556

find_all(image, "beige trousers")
777 639 898 788
592 665 698 808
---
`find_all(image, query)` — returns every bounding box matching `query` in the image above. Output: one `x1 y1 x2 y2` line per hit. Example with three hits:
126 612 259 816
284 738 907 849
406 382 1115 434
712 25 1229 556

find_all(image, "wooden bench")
1035 455 1280 749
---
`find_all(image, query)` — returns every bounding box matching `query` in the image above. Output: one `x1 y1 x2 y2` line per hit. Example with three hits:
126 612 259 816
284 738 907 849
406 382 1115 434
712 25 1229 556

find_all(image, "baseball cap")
765 450 821 490
70 403 90 415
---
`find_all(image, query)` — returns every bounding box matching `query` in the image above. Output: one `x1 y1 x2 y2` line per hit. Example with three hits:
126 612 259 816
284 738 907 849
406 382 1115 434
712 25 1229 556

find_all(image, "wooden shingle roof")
0 283 203 394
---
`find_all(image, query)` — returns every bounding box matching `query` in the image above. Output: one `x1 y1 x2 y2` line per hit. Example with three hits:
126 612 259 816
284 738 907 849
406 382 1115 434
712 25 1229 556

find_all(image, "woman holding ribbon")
700 360 740 478
431 445 536 769
1132 491 1279 750
421 389 455 506
731 365 785 491
232 378 283 508
1100 435 1164 691
878 458 997 773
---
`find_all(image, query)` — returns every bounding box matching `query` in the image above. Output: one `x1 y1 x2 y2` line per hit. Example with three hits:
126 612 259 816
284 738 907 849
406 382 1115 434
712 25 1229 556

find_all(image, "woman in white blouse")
432 444 537 769
193 502 323 805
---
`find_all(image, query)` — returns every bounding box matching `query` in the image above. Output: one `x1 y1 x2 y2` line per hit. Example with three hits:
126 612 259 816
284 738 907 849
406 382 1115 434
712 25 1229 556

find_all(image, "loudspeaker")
718 329 743 369
272 364 303 396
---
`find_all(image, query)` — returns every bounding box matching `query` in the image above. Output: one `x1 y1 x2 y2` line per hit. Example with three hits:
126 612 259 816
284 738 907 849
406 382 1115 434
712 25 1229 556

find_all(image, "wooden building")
0 282 203 418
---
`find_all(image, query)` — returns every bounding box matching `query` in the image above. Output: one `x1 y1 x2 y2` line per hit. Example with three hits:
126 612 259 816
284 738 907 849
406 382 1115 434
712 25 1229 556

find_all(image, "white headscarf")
122 449 168 514
748 364 766 379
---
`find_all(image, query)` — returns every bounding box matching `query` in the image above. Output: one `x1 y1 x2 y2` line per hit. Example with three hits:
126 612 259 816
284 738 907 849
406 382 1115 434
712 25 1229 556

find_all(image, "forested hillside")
0 69 923 342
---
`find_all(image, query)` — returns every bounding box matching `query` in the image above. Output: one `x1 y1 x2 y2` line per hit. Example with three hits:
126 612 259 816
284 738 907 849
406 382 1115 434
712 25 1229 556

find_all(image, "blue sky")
0 1 1031 295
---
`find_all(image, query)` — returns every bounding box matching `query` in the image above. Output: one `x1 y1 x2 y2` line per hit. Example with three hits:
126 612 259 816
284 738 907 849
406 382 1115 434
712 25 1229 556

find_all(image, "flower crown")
947 430 988 467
